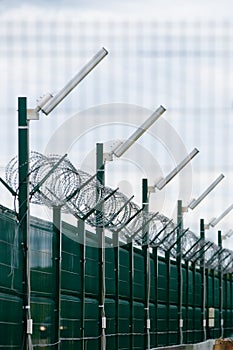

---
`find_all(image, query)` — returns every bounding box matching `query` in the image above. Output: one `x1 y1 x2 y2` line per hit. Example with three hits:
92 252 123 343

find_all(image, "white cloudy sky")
1 0 233 20
0 0 233 244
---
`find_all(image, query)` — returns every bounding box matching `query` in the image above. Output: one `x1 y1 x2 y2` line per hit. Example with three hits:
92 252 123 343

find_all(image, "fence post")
96 143 106 350
53 206 62 349
177 200 183 344
113 231 119 350
142 179 150 350
153 246 158 347
200 219 206 341
165 250 170 345
129 238 134 350
78 219 86 350
218 231 223 337
18 97 30 350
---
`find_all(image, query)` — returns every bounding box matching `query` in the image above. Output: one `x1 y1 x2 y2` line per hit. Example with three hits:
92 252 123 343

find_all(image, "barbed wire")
5 151 233 272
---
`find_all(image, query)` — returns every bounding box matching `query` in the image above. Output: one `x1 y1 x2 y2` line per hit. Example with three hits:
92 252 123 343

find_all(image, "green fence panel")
157 259 167 303
214 275 220 307
119 247 130 298
157 303 167 346
61 236 81 295
134 250 145 300
60 295 82 338
85 246 99 296
105 298 116 350
207 273 214 307
2 210 233 349
133 301 144 349
85 297 99 349
150 257 155 301
118 299 130 350
0 292 23 349
105 248 115 297
170 263 178 304
149 302 156 348
182 266 187 305
0 213 22 293
185 306 194 343
31 296 56 349
169 304 179 344
195 270 202 307
188 269 194 305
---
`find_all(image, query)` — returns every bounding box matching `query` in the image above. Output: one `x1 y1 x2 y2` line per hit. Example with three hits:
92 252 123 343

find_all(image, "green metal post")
177 200 183 344
231 274 233 336
53 206 62 349
126 236 134 350
78 219 85 350
129 239 134 350
165 250 170 345
192 262 196 343
200 219 206 341
210 268 214 339
185 260 189 343
18 97 30 350
142 179 150 350
153 247 158 347
96 143 106 350
218 231 223 337
113 232 119 350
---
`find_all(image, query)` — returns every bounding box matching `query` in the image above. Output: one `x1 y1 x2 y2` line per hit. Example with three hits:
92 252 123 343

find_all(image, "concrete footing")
151 339 215 350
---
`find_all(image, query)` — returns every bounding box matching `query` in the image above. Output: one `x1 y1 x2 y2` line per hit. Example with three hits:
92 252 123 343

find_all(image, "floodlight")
222 229 233 240
113 105 166 158
209 203 233 227
155 148 199 190
188 174 224 210
41 47 108 115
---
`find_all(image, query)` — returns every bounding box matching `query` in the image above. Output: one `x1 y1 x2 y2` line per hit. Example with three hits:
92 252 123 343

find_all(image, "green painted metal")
200 219 206 341
142 178 150 350
113 232 119 350
177 200 183 344
153 247 158 347
165 250 170 345
78 219 86 350
129 242 134 350
1 206 233 348
53 206 62 349
218 231 223 337
18 97 30 350
96 143 106 350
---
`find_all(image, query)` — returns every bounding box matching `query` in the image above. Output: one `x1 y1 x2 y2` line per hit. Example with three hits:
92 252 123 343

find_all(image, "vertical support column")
200 219 206 341
53 206 62 349
113 232 119 350
177 200 183 344
18 97 30 350
231 274 233 336
218 231 223 337
96 143 106 350
192 262 196 343
153 246 158 348
185 260 189 344
129 239 134 350
210 268 214 339
142 179 150 350
165 250 170 346
78 219 86 350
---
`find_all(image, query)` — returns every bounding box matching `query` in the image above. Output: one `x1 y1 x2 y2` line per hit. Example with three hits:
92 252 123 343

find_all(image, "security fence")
1 153 233 349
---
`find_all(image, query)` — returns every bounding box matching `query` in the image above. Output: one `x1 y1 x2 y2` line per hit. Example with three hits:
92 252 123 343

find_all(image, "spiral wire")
5 151 233 272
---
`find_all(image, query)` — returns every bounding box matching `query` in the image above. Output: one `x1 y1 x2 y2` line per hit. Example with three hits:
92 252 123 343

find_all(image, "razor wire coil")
5 151 233 272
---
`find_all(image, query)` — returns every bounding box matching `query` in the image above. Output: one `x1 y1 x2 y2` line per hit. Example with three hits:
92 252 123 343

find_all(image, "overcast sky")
1 0 233 20
0 0 233 244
